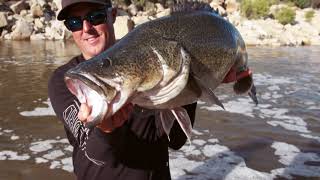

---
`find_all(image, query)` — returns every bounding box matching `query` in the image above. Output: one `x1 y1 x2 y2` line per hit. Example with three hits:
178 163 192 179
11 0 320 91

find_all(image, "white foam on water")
35 157 49 163
3 129 13 133
270 141 320 178
19 98 56 116
29 138 69 153
0 150 30 160
192 129 204 135
61 157 73 172
201 97 256 118
64 145 73 152
42 150 65 160
49 160 61 169
30 140 55 153
10 135 19 140
208 138 219 144
300 134 320 143
192 139 206 146
170 143 272 180
202 144 230 158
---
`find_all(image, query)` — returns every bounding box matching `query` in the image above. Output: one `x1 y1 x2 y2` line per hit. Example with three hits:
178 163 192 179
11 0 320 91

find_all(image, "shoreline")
0 0 320 46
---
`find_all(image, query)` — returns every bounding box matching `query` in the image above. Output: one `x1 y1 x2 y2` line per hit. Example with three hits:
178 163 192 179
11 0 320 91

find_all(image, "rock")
228 11 242 26
114 15 134 40
4 32 11 39
225 0 239 14
52 0 61 11
132 15 150 26
117 9 129 16
10 0 29 14
310 10 320 34
0 12 7 28
0 3 13 13
11 18 33 40
20 9 27 16
30 3 43 17
155 3 164 13
30 32 45 40
128 4 138 16
45 20 68 40
1 29 8 38
155 8 170 18
312 0 320 8
34 18 44 30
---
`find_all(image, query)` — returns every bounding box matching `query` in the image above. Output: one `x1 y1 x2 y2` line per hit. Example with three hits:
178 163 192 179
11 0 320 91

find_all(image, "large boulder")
30 3 43 17
114 15 134 40
132 15 150 26
0 12 7 28
10 0 29 14
45 20 70 40
11 18 33 40
225 0 239 14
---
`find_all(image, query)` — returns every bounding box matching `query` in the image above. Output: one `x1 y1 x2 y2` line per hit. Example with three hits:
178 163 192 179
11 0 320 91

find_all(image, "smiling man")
48 0 197 179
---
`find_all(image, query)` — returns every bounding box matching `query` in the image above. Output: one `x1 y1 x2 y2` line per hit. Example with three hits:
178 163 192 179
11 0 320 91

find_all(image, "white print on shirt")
63 100 89 148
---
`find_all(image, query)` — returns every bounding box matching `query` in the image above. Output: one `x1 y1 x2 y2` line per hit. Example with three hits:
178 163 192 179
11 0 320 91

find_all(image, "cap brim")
57 0 110 20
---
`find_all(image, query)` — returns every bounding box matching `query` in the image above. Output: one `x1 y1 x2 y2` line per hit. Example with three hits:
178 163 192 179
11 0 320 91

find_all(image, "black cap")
57 0 112 20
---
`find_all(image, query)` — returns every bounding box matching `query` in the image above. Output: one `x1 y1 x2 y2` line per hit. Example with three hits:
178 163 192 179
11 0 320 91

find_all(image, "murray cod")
64 2 258 141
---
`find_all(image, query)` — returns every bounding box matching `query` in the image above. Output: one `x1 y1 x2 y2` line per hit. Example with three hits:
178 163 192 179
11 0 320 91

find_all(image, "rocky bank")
0 0 320 46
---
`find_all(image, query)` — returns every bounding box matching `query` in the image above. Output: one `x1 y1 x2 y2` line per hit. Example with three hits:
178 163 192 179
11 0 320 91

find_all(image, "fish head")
64 57 131 128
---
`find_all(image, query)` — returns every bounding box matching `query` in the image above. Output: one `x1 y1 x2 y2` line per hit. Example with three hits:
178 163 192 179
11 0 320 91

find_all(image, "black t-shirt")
48 55 197 180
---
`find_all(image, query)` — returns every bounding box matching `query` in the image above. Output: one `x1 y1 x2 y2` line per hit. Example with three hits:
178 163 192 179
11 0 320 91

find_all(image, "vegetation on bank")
239 0 317 24
274 6 296 25
305 9 315 21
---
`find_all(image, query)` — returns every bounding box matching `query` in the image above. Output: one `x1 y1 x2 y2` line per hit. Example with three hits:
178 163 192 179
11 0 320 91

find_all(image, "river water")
0 41 319 180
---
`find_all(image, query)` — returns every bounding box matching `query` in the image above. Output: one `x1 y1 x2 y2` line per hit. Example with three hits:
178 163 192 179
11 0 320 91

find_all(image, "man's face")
67 3 117 60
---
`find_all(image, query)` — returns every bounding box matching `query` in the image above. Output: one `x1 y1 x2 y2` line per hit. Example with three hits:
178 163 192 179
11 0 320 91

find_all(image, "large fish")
64 1 258 140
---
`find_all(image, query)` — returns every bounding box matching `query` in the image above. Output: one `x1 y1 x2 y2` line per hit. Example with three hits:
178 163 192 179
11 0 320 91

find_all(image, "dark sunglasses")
64 9 107 32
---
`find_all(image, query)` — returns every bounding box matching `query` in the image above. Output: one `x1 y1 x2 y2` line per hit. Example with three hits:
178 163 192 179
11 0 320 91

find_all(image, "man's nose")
83 20 93 32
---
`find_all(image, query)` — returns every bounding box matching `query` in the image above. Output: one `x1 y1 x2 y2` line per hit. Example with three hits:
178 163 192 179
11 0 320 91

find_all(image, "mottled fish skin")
64 1 256 135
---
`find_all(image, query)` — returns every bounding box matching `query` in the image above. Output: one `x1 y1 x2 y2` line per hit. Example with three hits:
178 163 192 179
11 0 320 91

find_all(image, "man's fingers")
78 103 91 122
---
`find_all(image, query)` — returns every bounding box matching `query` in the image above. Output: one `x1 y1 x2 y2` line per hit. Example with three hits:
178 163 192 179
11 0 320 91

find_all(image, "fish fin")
171 1 214 14
170 107 192 145
248 83 258 105
193 75 225 110
160 110 176 141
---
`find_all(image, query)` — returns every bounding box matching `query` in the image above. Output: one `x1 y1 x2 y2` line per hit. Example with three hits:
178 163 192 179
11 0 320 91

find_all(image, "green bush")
275 7 296 25
305 10 315 22
287 0 311 8
240 0 273 19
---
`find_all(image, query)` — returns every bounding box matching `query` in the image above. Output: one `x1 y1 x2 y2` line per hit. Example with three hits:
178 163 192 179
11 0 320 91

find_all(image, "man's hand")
78 103 134 133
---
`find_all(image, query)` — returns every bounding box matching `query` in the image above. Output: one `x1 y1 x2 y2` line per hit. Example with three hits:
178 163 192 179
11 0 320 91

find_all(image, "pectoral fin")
248 83 258 105
160 107 193 144
171 107 192 144
193 75 225 110
160 110 176 141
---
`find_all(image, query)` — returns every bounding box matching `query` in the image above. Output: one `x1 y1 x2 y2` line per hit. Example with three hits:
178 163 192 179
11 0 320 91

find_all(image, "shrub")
240 0 274 19
287 0 311 8
274 7 296 25
305 10 315 22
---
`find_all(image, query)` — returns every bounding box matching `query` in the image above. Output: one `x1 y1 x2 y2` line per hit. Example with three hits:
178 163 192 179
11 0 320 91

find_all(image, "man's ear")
111 8 117 23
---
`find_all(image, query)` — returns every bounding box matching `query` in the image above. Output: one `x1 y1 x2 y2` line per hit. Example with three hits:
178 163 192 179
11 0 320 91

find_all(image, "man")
48 0 197 179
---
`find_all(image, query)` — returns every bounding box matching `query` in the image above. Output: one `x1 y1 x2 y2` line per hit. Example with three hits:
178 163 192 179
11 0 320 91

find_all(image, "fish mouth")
64 72 109 128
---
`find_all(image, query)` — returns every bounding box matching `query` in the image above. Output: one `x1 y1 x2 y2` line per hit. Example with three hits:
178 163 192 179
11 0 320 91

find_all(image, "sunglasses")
64 9 107 32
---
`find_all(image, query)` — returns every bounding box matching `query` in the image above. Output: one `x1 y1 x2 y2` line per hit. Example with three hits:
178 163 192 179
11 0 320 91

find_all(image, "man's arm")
48 65 124 166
